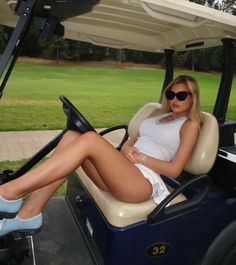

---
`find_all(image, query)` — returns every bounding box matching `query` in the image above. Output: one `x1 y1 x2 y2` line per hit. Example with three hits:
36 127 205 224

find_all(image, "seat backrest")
128 103 219 175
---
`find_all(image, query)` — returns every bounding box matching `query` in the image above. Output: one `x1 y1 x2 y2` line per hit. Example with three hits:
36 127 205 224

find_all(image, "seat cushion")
184 112 219 174
76 168 186 227
128 103 219 175
75 104 218 228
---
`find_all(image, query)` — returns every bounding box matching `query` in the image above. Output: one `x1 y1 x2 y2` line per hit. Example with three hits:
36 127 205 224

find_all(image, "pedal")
0 235 35 264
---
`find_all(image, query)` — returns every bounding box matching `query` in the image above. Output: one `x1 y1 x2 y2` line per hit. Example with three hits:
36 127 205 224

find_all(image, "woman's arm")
121 132 140 163
122 132 139 147
133 120 199 178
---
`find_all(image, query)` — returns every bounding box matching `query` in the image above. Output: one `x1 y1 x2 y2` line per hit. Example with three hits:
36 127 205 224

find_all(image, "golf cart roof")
1 0 236 53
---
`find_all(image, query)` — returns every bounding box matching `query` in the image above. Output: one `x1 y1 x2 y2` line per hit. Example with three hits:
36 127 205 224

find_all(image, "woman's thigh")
82 132 153 203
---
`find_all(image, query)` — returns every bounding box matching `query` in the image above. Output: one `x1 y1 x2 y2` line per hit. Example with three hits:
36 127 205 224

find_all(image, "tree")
116 49 126 64
0 26 9 53
19 32 42 57
189 0 236 13
211 0 236 13
90 45 107 61
38 36 71 62
189 0 236 73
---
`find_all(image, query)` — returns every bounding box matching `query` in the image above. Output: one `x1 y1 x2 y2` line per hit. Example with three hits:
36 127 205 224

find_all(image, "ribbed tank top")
133 113 187 161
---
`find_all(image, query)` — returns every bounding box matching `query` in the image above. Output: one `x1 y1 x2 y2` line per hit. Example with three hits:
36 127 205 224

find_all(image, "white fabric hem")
135 163 170 204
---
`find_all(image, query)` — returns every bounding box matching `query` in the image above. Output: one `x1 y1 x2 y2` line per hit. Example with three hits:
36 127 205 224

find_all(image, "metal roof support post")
213 38 235 123
0 0 37 98
161 49 174 96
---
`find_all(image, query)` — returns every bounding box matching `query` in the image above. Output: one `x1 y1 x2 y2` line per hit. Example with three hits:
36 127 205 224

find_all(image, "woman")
0 75 203 236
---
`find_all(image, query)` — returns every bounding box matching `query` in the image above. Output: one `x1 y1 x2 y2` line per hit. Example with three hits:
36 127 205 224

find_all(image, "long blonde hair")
161 75 203 126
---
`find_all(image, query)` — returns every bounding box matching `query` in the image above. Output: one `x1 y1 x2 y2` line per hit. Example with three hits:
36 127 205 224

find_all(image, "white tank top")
133 113 187 161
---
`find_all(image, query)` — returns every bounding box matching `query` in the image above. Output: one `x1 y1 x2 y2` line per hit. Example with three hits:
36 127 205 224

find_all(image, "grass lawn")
0 60 235 131
0 60 235 196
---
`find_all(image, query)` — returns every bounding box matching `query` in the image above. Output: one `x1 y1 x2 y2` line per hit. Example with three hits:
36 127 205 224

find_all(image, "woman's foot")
0 196 23 218
0 213 43 237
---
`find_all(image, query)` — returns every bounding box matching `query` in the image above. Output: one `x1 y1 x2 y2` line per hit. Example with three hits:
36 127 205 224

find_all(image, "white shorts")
135 163 170 204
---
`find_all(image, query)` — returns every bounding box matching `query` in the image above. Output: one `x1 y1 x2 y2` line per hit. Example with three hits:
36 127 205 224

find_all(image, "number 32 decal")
146 243 170 257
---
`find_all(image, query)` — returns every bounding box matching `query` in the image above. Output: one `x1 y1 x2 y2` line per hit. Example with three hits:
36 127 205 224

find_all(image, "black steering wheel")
60 95 95 133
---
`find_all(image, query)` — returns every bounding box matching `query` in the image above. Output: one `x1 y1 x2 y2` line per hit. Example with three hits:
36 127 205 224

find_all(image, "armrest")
99 125 129 150
147 174 211 224
161 175 181 189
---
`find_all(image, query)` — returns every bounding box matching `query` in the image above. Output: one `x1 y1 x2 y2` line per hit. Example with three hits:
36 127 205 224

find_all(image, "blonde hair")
161 75 203 127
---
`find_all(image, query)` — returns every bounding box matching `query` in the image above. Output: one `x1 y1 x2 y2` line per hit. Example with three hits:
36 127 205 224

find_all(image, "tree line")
0 0 235 73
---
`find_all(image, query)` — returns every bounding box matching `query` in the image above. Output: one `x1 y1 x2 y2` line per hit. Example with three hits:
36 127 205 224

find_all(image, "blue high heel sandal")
0 196 23 218
0 213 43 237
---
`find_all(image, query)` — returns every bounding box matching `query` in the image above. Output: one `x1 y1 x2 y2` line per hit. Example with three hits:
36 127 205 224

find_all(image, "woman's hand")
121 144 139 163
121 144 146 164
133 150 147 165
121 144 137 163
121 132 141 163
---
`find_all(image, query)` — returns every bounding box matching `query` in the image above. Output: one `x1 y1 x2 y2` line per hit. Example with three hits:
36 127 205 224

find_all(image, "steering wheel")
60 95 95 133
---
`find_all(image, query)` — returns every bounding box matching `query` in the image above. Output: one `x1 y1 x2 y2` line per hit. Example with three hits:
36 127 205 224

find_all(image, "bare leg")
17 130 79 219
18 130 109 219
0 132 152 218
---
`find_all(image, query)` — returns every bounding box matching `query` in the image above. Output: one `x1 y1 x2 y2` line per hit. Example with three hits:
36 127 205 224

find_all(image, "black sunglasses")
165 90 191 101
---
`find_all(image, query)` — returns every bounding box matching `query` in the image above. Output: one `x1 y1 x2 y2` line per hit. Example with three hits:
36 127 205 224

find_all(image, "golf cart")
0 0 236 264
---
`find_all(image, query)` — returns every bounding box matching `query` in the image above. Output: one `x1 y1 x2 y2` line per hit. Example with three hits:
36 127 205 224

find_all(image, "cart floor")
32 196 94 265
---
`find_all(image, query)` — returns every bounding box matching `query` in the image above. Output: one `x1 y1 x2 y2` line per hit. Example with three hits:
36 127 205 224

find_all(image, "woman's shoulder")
181 119 199 133
179 119 200 145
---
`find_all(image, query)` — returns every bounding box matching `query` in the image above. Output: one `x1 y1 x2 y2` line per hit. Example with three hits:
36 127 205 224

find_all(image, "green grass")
0 61 235 196
0 61 235 131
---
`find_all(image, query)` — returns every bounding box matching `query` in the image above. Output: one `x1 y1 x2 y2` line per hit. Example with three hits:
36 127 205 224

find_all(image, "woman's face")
167 83 193 115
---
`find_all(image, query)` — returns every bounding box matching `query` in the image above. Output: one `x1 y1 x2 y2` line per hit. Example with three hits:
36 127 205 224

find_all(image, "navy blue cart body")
0 0 236 264
66 170 236 265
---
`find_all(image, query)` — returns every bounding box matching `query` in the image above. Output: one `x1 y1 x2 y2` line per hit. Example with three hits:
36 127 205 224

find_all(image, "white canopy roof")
1 0 236 52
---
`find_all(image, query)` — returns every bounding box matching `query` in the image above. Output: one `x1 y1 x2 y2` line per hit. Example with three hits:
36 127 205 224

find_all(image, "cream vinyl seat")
76 103 219 227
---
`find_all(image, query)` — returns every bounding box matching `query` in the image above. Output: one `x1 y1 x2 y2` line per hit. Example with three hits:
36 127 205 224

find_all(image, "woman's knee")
81 131 99 143
63 130 81 142
77 131 106 154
